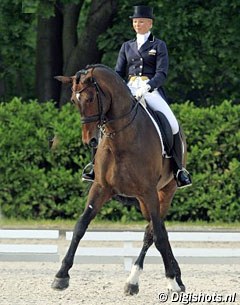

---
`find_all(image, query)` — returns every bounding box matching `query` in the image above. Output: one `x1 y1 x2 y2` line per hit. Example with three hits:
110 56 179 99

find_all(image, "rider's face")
132 18 153 34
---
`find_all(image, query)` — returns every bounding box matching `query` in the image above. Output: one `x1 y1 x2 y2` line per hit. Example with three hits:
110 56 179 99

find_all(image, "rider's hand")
135 84 151 98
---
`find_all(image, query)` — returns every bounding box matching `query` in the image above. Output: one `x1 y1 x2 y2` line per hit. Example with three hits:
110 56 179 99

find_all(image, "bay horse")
52 64 186 295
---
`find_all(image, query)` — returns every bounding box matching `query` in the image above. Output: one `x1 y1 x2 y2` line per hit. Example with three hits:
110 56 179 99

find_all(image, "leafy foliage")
0 98 239 222
1 0 239 105
99 0 240 105
0 0 36 100
0 98 89 219
170 101 240 222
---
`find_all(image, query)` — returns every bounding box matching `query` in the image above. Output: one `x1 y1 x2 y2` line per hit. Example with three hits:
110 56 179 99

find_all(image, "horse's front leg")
51 183 111 290
124 221 153 295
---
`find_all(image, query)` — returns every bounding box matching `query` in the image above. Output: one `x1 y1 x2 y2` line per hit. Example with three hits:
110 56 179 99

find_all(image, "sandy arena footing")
0 262 239 305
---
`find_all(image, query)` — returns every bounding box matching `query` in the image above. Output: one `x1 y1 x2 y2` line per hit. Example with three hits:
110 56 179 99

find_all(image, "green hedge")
0 98 89 219
170 101 240 222
0 98 239 222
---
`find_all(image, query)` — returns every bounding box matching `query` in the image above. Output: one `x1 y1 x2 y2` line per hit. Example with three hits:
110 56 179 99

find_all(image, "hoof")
124 282 139 296
51 277 70 290
167 285 185 296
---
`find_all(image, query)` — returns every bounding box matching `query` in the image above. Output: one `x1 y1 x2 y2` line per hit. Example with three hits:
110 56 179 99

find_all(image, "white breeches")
128 78 179 134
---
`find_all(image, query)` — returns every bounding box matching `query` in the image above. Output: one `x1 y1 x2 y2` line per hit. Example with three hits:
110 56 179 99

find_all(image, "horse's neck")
108 93 134 119
103 69 134 116
117 97 134 116
106 102 153 146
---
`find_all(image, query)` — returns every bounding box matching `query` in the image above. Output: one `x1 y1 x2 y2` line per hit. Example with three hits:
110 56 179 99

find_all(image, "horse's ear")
54 76 73 84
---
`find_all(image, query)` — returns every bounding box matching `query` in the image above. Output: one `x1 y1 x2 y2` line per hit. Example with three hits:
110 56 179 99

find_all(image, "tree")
99 0 240 106
0 0 239 106
0 0 36 101
35 0 117 106
158 0 240 105
35 1 63 103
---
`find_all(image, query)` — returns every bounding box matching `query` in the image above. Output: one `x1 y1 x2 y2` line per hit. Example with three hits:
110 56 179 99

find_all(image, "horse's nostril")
89 138 98 148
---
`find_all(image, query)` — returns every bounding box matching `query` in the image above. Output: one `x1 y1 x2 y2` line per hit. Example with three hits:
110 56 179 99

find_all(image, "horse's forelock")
75 69 89 84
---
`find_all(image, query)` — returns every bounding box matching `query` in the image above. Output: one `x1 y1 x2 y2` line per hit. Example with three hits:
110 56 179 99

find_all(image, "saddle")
146 105 173 157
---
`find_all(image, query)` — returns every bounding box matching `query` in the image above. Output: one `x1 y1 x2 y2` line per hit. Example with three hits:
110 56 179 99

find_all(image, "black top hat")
129 5 154 19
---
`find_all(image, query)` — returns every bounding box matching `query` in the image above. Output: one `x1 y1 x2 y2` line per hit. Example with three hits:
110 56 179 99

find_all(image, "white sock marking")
126 265 142 285
167 278 181 292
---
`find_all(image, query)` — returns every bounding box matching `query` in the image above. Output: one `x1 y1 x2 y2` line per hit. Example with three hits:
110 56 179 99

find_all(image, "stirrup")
175 168 192 189
82 163 94 182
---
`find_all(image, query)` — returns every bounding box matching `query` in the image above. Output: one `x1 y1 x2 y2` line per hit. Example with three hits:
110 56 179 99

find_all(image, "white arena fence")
0 229 59 262
0 230 240 270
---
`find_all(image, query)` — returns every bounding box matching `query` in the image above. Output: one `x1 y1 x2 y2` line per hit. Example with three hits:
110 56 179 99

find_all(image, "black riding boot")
172 132 192 188
82 148 96 182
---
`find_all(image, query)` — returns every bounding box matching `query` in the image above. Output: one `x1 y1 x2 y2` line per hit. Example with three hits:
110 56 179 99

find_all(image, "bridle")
72 79 106 126
72 69 139 138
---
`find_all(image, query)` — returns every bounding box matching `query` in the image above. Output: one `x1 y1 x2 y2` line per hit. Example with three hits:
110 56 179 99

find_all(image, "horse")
52 64 186 295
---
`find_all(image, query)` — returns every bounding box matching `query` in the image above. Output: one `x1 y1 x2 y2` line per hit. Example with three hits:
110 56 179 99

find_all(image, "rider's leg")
171 132 192 188
144 90 192 188
82 147 96 182
127 79 191 188
144 90 179 134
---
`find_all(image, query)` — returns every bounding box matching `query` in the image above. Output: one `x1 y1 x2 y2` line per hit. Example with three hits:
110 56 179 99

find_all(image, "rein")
99 101 139 138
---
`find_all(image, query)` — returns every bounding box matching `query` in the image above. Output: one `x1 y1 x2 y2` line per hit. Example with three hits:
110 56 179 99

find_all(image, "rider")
82 5 192 188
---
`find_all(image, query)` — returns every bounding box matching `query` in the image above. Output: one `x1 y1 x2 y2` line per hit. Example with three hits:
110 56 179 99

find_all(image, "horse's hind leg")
155 182 185 292
124 222 153 295
51 183 111 290
142 186 185 293
161 222 185 292
151 216 184 293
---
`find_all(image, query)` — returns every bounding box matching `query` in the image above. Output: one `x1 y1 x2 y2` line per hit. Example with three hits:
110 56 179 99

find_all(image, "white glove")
135 84 151 99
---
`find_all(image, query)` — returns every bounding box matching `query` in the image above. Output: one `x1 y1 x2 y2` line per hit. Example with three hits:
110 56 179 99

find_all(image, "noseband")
73 69 139 138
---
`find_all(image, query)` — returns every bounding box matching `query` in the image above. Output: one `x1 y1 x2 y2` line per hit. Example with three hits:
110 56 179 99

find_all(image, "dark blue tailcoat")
115 33 169 100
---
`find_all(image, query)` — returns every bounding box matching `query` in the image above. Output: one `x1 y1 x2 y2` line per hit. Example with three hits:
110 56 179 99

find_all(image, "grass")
1 217 240 231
